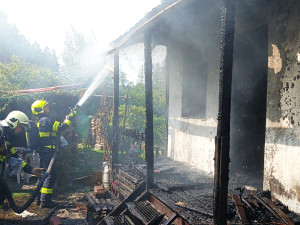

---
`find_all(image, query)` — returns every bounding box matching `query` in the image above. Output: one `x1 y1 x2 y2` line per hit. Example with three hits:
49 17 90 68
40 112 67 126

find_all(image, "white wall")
166 2 221 174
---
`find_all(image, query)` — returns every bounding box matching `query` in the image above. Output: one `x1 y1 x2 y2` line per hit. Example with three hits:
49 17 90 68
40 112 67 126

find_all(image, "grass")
74 147 103 178
11 190 34 196
74 146 129 178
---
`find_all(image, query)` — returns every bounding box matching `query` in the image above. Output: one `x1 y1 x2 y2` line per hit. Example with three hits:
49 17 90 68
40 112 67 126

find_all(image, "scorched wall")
264 0 300 213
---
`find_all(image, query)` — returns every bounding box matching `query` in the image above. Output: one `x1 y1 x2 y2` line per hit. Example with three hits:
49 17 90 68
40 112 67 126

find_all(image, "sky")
0 0 161 58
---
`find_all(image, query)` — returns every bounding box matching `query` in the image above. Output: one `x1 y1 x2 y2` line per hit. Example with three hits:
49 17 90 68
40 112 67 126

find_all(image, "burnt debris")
84 157 300 224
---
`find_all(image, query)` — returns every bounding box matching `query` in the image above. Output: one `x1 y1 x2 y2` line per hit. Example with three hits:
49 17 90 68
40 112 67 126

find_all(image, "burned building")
107 0 300 215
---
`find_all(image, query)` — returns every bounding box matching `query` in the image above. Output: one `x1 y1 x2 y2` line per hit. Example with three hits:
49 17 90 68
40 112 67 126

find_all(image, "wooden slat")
262 197 294 225
232 194 248 224
117 173 136 190
119 169 138 184
90 193 105 210
163 213 177 225
84 193 101 212
250 198 260 208
253 195 285 224
117 177 134 193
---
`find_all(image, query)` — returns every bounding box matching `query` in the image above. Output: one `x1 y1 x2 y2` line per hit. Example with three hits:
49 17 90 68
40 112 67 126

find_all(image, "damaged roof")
107 0 195 54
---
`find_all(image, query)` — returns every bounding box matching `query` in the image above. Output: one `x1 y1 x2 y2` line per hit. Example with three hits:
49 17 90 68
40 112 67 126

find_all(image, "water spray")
0 65 115 213
66 65 113 116
76 65 113 108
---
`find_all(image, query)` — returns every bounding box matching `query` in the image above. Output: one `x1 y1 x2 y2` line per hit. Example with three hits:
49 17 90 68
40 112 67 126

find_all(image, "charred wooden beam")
90 193 107 211
144 29 154 189
126 201 164 225
112 51 120 168
250 198 260 208
148 192 191 225
241 198 261 222
85 192 101 212
117 178 134 194
253 195 293 225
232 194 248 224
113 183 130 198
213 0 236 224
163 213 177 225
262 197 294 225
147 213 166 225
117 174 136 190
98 181 146 225
119 169 139 184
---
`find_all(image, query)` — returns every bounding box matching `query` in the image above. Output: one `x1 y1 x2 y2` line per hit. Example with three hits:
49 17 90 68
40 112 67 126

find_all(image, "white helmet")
0 111 29 129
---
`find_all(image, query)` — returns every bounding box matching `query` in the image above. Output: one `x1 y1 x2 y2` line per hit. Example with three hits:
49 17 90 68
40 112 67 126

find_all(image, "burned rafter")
262 197 295 225
232 194 248 224
85 192 102 212
252 195 294 225
126 201 166 225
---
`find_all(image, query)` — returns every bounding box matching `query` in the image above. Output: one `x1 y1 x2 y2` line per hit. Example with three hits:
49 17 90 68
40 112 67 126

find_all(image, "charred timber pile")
111 157 300 225
85 185 120 218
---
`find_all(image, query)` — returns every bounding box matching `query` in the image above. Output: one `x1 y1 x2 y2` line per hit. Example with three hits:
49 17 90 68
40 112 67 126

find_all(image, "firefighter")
31 100 76 208
0 111 44 209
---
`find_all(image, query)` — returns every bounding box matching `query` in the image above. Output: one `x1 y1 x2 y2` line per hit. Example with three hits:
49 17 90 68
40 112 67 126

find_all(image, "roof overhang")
106 0 195 55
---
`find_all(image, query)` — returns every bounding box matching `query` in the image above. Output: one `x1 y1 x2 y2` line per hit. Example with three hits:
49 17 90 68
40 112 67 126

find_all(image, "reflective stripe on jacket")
37 116 70 148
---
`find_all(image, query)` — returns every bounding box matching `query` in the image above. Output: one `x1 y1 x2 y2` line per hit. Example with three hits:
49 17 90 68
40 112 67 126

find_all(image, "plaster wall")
264 1 300 213
167 1 221 174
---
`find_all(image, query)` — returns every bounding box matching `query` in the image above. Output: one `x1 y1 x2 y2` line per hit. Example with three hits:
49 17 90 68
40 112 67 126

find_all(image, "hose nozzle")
67 104 80 118
73 104 80 111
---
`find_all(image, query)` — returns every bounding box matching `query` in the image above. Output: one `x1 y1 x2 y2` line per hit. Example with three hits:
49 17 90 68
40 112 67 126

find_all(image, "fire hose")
0 100 82 214
0 150 57 214
0 104 79 213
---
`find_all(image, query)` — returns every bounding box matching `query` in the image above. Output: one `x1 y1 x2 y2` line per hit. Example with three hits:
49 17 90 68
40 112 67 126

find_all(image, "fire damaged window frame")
181 44 208 119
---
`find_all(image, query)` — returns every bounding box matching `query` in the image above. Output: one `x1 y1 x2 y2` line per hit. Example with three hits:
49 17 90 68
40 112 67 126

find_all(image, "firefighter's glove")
31 168 45 179
65 110 77 121
14 147 27 153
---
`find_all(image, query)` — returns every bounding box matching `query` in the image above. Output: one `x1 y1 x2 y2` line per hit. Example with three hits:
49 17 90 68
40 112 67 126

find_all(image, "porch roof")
106 0 195 54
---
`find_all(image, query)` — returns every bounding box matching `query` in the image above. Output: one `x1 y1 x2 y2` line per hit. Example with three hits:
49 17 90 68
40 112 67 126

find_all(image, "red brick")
94 185 106 197
50 216 63 225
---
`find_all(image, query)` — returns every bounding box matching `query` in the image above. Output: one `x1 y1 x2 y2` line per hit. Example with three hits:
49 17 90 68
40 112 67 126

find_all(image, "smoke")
119 43 167 84
62 27 110 84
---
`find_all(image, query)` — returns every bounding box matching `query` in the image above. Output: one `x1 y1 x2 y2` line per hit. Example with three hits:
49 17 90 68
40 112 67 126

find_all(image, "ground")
0 147 103 225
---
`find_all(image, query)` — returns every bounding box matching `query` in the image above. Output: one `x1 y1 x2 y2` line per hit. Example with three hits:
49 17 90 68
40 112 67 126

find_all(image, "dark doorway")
182 44 207 119
230 25 268 176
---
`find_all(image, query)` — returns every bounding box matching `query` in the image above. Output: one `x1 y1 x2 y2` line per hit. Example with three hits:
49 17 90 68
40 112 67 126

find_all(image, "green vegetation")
0 10 167 174
0 12 59 71
75 147 103 178
11 191 33 197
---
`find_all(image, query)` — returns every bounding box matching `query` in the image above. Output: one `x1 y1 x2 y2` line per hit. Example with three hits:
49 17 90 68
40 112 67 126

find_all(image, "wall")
264 0 300 213
166 1 221 174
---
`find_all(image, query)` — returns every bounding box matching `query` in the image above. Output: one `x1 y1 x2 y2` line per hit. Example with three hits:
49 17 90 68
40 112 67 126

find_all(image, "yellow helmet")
31 100 49 115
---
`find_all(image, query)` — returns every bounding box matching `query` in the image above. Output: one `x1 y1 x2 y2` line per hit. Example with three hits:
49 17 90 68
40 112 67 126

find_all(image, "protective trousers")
39 148 56 203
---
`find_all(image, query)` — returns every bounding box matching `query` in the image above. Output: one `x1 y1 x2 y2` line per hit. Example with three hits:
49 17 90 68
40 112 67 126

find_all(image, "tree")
61 27 104 85
0 56 60 91
118 59 167 149
0 11 59 72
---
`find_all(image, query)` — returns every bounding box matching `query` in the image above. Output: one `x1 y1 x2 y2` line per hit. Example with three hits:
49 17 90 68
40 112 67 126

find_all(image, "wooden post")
112 51 120 169
213 0 236 224
144 30 154 189
121 94 129 158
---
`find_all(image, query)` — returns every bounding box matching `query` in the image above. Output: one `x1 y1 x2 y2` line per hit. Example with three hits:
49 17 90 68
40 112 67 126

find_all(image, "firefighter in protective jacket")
0 111 44 209
31 100 76 208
